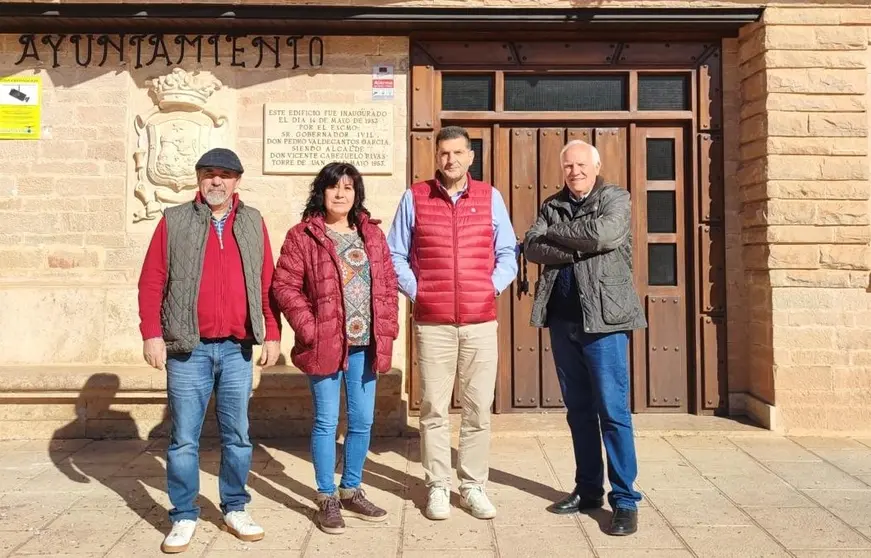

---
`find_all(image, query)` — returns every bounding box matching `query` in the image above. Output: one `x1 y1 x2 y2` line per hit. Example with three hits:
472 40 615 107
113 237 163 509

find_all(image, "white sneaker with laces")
222 510 265 542
425 486 451 520
161 519 197 554
460 486 497 519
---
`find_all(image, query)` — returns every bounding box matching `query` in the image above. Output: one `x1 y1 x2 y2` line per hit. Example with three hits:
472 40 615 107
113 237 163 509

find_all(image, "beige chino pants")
414 320 499 491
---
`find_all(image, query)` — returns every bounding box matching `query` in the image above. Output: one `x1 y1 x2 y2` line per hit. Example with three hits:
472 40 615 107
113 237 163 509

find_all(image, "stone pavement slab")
675 525 792 558
706 470 815 508
803 489 871 531
744 506 871 551
495 524 592 558
643 488 752 527
1 431 871 557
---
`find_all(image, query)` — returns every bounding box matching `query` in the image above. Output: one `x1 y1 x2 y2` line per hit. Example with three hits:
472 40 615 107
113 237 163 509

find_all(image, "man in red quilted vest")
388 126 518 521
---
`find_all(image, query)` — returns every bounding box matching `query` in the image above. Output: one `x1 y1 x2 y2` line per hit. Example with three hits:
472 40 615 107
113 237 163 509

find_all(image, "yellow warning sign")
0 76 41 140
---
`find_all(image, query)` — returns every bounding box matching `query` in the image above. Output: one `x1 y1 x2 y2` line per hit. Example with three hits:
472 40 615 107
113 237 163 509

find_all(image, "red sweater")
138 196 282 343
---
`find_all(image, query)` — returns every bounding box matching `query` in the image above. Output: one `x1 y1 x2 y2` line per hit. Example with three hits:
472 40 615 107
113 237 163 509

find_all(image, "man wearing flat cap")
138 147 282 553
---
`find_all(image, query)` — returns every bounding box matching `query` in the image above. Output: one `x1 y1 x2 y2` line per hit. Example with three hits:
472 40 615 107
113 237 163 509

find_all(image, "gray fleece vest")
161 200 265 353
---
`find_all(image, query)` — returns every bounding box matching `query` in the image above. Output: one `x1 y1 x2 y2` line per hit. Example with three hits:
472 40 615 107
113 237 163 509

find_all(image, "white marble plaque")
263 103 393 175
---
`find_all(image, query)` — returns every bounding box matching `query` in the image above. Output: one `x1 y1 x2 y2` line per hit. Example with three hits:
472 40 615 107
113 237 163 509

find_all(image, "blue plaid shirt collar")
211 199 234 248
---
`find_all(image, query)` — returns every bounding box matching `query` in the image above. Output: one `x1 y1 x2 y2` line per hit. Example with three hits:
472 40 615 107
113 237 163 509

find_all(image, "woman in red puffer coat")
271 162 399 536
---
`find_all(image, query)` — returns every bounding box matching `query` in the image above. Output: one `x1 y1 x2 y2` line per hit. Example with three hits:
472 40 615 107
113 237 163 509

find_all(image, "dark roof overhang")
0 4 764 36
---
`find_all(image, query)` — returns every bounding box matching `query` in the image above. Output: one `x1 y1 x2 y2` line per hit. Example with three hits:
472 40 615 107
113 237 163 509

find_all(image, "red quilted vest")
410 176 496 325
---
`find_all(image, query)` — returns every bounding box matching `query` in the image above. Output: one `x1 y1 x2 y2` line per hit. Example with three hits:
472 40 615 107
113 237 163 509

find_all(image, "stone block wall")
723 38 748 399
0 35 411 438
0 35 409 366
2 0 871 435
736 7 871 432
0 366 404 440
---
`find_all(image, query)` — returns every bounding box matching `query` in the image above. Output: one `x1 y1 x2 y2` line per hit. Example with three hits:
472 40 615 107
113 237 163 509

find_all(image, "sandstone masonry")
735 7 871 432
0 1 869 435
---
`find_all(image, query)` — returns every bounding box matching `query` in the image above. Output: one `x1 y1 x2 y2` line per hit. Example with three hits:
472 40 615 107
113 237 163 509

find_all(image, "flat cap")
195 147 244 174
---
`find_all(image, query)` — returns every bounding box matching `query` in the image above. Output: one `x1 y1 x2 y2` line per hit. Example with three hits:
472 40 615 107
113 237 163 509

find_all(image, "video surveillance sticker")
0 76 42 140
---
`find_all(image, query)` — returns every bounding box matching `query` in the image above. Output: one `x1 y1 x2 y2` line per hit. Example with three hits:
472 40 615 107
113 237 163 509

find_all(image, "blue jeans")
548 318 642 511
309 346 376 495
166 339 254 522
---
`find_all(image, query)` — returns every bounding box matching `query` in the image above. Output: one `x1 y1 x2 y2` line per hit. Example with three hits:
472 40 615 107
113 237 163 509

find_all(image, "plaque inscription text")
263 103 393 175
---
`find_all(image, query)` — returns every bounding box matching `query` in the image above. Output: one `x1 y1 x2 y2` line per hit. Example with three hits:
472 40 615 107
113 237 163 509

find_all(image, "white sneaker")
161 519 197 554
425 486 451 520
222 510 265 542
460 486 497 519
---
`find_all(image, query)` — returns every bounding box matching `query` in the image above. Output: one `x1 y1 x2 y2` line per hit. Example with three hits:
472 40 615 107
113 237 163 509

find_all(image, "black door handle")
516 242 529 296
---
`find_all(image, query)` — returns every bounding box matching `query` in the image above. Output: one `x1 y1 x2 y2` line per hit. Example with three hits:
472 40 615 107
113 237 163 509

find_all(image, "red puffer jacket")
271 213 399 375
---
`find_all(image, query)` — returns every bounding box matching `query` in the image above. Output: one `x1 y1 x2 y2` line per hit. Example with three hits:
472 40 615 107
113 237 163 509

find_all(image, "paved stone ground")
2 427 871 557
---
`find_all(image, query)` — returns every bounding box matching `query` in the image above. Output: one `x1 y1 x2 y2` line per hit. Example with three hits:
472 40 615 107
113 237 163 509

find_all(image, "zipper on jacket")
218 227 225 337
452 200 460 325
193 217 209 337
335 238 349 371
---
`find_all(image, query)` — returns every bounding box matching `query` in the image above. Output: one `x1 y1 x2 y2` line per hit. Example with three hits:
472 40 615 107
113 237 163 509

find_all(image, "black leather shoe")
547 491 604 515
608 508 638 536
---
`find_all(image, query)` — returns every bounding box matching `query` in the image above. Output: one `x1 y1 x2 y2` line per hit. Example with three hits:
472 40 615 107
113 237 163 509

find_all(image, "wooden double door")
491 123 690 414
408 122 721 414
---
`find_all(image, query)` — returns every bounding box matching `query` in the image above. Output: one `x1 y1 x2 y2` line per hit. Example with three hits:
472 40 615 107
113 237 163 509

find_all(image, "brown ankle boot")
339 487 388 522
315 494 345 535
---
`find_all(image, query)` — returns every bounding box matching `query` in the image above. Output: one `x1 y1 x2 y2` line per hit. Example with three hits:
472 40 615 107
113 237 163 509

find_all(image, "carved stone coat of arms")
132 68 227 222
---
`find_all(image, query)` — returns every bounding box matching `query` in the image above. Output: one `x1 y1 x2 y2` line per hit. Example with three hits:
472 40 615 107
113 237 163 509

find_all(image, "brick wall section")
738 8 871 432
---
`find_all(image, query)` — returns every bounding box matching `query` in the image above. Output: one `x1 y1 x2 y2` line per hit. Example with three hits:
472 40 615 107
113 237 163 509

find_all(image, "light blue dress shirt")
387 185 519 302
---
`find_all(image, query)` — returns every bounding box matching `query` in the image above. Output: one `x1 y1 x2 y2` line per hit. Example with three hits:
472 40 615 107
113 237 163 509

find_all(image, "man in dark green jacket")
524 139 646 536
